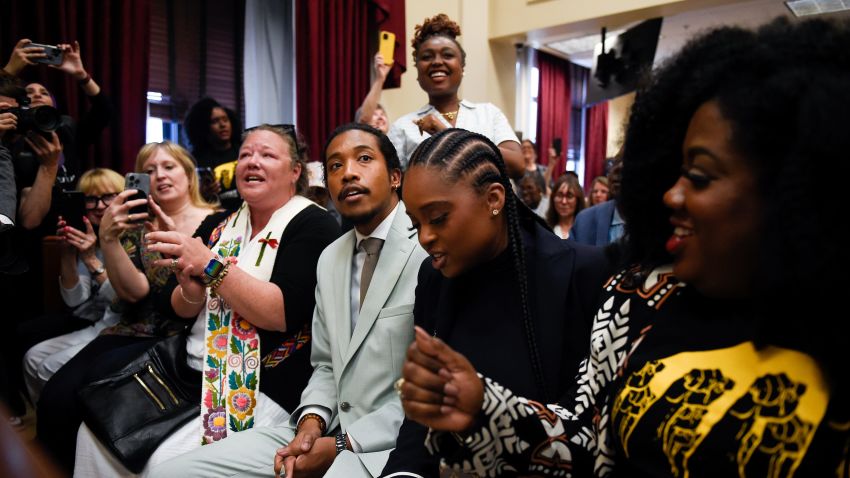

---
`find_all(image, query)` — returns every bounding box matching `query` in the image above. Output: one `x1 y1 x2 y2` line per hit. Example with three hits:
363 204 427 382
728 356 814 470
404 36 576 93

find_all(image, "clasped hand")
274 421 335 478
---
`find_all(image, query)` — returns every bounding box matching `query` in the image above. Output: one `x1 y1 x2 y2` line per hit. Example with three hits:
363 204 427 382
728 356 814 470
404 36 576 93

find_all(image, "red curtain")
295 0 371 161
535 51 570 179
0 0 150 173
583 101 609 188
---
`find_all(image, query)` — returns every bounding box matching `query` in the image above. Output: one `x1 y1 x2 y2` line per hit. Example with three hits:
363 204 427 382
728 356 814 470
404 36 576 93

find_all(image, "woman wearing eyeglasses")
13 169 122 419
35 141 219 472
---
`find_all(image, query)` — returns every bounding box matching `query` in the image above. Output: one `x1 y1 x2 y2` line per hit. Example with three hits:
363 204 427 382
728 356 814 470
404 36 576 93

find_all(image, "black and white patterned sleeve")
425 293 636 477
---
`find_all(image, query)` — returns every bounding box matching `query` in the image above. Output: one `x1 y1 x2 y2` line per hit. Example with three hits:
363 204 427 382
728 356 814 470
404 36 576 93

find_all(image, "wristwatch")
200 256 226 286
335 432 347 455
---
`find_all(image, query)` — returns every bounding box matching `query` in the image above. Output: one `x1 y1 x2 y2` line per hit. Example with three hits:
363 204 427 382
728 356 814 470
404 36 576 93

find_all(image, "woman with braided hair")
380 128 608 477
387 14 524 178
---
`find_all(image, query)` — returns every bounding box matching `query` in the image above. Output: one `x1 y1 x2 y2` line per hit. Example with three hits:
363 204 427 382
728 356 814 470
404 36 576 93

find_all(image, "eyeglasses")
243 124 300 159
84 193 118 210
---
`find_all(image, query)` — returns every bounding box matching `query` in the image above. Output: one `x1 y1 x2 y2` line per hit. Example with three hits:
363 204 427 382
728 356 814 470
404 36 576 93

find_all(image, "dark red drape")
584 101 609 189
1 0 150 173
371 0 406 89
295 0 371 162
535 50 571 180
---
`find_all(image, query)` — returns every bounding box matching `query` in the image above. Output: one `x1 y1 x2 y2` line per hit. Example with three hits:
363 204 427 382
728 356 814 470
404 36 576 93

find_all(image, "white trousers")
23 318 113 404
73 391 289 478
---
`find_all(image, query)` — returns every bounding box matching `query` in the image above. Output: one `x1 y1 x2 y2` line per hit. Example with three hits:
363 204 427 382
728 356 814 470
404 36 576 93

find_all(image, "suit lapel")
334 233 355 359
343 205 414 365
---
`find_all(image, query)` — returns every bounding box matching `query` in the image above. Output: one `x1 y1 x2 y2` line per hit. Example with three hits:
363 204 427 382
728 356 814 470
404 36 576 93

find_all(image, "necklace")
441 110 459 121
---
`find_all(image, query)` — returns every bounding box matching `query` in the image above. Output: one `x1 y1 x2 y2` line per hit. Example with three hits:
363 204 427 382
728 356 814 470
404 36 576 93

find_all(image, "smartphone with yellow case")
378 30 395 65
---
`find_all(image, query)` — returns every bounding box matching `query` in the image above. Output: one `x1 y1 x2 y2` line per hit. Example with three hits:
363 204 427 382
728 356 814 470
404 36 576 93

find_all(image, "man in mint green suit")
151 124 427 477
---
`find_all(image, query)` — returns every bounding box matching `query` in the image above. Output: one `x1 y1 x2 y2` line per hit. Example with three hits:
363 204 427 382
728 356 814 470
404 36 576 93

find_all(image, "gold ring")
171 257 179 271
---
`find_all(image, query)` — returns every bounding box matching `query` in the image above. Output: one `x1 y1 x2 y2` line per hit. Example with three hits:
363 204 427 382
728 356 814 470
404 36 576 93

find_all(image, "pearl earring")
492 209 499 216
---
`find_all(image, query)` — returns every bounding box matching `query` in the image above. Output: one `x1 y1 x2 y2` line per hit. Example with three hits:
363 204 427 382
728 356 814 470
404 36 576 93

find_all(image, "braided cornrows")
409 129 550 401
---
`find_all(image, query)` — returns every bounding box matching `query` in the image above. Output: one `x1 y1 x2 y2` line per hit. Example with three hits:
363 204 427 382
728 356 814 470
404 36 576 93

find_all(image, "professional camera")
0 104 61 135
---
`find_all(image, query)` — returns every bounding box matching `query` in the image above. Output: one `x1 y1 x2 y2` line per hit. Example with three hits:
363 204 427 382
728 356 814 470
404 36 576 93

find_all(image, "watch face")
201 257 226 286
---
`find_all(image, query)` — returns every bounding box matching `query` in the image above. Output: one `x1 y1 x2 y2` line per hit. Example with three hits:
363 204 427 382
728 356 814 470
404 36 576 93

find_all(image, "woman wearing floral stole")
74 124 339 476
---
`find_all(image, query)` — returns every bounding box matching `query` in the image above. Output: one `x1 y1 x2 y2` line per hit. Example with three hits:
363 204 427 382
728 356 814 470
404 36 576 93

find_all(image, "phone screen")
60 191 86 231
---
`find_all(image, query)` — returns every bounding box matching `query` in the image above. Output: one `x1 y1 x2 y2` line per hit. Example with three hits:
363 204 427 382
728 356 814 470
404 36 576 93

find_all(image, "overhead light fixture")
785 0 850 17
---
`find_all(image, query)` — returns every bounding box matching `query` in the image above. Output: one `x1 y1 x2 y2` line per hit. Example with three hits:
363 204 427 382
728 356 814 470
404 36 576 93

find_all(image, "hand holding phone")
58 191 86 231
552 137 563 157
23 42 64 66
124 173 151 221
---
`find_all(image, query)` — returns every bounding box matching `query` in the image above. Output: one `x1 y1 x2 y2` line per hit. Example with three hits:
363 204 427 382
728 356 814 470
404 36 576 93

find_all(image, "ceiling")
540 0 849 68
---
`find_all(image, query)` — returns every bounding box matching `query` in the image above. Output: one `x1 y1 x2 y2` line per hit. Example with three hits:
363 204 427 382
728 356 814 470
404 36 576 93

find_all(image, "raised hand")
3 39 46 75
61 216 98 258
145 230 214 277
52 41 87 80
144 196 176 233
99 189 147 243
374 52 392 81
399 326 484 433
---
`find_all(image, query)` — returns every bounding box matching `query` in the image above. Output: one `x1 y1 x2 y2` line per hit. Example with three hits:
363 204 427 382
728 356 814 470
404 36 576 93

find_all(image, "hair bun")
412 13 463 57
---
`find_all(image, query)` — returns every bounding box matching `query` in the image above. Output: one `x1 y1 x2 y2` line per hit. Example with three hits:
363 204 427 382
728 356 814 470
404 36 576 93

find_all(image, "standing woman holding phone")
387 14 524 177
36 142 217 472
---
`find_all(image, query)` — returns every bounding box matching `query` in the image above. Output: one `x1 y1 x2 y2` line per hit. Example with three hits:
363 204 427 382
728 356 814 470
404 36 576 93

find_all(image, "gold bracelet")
208 262 232 297
179 285 205 305
297 413 327 435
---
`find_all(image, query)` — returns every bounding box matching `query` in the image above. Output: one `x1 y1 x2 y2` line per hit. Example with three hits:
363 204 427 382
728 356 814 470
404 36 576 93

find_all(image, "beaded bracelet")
208 262 232 297
297 413 327 435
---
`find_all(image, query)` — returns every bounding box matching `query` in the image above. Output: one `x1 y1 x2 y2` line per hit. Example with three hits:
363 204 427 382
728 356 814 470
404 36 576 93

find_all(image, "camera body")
0 105 62 135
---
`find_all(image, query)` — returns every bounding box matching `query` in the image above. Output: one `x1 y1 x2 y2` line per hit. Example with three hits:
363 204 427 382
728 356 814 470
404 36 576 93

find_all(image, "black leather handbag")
77 334 200 473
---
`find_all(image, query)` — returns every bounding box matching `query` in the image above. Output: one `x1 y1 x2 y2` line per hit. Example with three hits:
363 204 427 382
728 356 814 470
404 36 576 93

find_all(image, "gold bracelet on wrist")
179 285 205 305
208 262 232 297
297 413 327 435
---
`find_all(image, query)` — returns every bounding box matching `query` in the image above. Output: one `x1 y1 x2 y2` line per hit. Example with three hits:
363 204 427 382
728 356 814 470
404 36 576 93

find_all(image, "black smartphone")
124 173 151 220
24 42 64 66
552 137 563 156
59 191 86 231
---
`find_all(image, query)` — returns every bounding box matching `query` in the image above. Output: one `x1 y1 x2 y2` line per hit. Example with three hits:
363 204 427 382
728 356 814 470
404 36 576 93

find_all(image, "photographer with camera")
3 39 113 193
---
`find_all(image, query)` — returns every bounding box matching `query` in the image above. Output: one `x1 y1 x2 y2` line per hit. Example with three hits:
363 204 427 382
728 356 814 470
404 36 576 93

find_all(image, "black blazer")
380 214 610 478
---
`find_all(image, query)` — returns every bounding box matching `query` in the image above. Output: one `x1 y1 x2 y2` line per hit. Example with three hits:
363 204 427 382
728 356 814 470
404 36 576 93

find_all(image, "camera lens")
32 106 61 132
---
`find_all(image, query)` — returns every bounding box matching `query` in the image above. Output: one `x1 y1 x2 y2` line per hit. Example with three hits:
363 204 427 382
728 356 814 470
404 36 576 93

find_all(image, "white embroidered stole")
200 196 312 444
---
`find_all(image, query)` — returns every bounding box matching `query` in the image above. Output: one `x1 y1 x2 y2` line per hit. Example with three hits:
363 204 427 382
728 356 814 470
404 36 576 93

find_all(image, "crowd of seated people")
0 12 848 478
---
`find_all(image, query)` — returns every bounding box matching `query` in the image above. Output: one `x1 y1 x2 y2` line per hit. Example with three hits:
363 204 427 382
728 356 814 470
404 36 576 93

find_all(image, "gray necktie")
359 237 384 308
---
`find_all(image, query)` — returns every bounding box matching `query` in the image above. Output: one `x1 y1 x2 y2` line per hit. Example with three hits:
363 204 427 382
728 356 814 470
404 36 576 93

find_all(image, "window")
146 0 245 143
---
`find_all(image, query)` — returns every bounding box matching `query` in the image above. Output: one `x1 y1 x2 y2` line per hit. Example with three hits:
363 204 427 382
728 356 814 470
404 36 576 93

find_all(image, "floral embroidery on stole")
200 197 313 444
